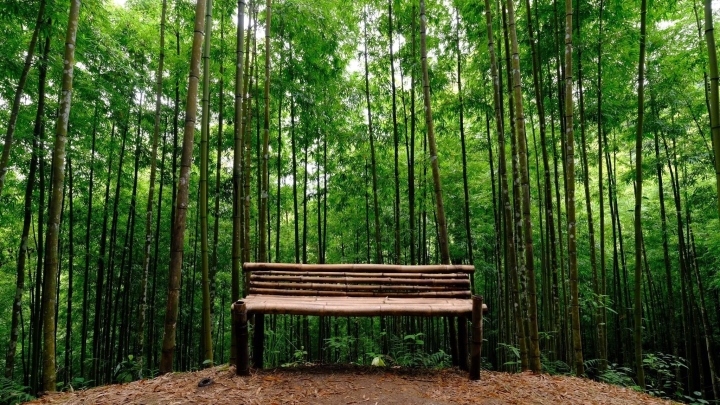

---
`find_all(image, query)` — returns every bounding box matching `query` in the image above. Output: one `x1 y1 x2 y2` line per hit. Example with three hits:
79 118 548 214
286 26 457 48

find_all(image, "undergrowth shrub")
385 332 451 368
0 377 34 405
113 355 141 383
585 353 708 404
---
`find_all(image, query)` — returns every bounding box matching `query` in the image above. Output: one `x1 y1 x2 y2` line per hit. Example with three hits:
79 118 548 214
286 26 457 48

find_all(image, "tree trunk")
419 0 450 265
505 0 541 372
159 0 207 374
243 8 257 264
79 105 97 379
688 221 719 399
138 0 168 375
634 0 648 388
523 2 557 355
0 0 46 197
455 8 473 267
5 28 50 380
274 26 283 264
104 114 130 384
502 0 530 367
30 110 46 392
291 66 300 264
117 96 143 368
149 124 168 369
302 131 309 266
41 0 81 391
171 1 181 239
389 0 401 264
92 120 117 385
409 4 417 266
199 0 214 367
575 0 598 368
596 0 607 370
704 0 720 218
564 0 584 376
64 155 75 386
487 0 526 371
213 7 226 317
259 0 271 262
363 8 382 264
652 99 677 364
230 0 246 365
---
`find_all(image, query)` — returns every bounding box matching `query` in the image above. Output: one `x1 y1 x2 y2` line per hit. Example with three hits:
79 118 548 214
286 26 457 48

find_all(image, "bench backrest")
244 263 474 299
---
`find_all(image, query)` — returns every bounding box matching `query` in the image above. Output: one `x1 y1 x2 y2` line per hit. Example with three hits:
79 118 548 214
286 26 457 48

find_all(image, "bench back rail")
244 262 474 299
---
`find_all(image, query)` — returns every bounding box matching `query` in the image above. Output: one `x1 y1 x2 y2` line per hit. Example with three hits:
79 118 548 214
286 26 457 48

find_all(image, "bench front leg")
233 301 250 376
470 295 484 380
253 313 265 369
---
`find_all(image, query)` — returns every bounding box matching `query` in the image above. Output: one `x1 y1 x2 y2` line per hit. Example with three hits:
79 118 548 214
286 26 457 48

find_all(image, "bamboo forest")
2 0 720 402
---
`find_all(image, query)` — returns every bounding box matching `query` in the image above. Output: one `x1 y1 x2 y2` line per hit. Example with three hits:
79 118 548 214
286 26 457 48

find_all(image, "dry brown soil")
27 365 677 405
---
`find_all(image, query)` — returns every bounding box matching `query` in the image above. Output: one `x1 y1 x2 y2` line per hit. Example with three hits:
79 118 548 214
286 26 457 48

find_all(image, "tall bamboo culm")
633 0 648 389
504 0 541 372
230 0 247 365
41 0 81 391
138 0 168 376
159 0 207 374
419 0 450 265
564 0 584 376
199 0 214 367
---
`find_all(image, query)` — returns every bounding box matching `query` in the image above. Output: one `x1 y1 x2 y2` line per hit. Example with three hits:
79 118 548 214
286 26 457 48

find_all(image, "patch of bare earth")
27 365 677 404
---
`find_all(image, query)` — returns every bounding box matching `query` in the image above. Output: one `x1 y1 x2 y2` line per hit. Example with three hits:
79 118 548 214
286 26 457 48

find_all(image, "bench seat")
242 294 475 317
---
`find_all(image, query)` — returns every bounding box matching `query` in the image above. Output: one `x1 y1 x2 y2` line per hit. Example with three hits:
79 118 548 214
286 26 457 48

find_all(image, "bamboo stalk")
243 262 475 273
470 295 484 380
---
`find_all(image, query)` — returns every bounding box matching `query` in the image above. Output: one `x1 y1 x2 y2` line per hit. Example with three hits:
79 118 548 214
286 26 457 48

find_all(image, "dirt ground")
27 365 677 405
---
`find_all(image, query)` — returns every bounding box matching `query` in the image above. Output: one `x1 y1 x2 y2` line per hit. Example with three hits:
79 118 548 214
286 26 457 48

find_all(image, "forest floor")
27 364 677 405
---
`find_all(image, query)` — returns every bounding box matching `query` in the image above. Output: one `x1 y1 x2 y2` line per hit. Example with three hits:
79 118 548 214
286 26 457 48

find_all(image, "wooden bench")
232 263 485 380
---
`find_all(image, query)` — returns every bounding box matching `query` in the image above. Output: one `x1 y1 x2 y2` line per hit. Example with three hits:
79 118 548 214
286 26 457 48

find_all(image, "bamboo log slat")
250 273 471 283
251 271 470 279
248 287 472 298
235 295 487 316
242 302 472 316
250 281 467 292
244 262 475 273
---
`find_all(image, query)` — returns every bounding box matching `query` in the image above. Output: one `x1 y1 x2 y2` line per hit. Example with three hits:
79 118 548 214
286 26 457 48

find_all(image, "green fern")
0 377 35 405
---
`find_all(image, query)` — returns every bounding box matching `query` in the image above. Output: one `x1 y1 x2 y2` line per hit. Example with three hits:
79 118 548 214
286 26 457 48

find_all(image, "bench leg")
470 295 484 380
233 301 249 376
253 313 265 369
458 315 468 371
